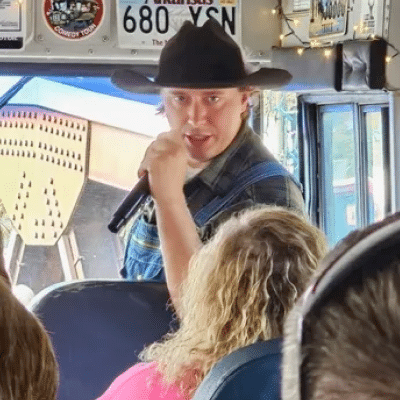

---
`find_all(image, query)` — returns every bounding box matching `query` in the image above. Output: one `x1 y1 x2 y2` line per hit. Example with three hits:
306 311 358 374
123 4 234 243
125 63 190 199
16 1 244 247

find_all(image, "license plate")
0 0 25 50
117 0 241 49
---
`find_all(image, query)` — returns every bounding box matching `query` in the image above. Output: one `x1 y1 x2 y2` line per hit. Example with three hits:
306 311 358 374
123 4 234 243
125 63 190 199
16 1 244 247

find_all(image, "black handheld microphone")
108 175 150 233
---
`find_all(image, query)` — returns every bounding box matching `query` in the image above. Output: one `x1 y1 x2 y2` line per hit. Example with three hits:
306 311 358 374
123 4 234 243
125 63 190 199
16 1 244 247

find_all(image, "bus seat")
193 338 281 400
29 280 174 400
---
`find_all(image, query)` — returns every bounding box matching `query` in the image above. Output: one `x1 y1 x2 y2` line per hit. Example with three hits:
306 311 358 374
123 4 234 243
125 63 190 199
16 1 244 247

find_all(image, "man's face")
161 87 249 167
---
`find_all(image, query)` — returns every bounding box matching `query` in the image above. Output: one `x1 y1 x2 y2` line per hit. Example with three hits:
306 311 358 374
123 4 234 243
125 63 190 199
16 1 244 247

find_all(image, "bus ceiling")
0 0 397 91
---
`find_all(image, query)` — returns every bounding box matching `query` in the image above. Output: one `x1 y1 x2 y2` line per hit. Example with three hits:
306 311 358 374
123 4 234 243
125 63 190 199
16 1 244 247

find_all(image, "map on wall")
309 0 348 38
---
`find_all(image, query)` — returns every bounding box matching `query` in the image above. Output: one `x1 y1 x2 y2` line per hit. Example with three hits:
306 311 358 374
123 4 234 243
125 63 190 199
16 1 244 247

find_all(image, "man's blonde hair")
140 205 328 396
0 229 59 400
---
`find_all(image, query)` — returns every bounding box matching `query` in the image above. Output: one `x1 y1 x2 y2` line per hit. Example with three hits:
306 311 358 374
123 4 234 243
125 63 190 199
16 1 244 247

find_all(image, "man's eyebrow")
202 90 224 95
169 90 187 96
167 90 224 96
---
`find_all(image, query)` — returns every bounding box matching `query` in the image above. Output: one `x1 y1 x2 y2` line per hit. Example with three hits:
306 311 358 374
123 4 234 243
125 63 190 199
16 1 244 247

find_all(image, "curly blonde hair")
140 205 328 396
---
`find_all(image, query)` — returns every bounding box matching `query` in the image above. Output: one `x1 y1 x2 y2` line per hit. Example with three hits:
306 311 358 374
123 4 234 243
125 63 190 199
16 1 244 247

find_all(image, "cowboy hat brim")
111 67 292 94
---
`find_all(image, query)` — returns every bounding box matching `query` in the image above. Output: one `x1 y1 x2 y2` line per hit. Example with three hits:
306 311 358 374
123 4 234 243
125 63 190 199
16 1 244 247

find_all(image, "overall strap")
194 161 295 226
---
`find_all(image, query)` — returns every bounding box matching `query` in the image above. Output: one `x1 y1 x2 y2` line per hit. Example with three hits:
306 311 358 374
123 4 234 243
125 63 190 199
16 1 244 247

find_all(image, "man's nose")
187 100 207 125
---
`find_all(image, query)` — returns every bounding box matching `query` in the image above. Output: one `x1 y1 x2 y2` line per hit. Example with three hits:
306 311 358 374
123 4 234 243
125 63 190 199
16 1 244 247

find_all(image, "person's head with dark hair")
0 228 59 400
282 211 400 400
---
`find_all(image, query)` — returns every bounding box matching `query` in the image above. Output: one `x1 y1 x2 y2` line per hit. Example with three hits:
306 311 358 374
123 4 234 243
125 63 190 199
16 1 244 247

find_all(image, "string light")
324 49 332 58
385 42 400 63
310 40 321 48
352 19 376 39
270 0 310 48
297 47 304 55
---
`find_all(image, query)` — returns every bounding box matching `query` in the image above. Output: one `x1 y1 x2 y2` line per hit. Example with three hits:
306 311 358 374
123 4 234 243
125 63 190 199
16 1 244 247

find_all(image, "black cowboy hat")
111 18 292 93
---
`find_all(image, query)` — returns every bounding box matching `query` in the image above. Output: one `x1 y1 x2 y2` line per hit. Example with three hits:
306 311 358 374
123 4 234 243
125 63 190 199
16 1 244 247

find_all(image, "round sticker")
44 0 104 40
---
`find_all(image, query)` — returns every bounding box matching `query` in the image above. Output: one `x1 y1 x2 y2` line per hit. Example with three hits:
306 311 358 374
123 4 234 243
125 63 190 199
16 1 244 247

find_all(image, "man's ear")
240 91 251 113
241 90 250 103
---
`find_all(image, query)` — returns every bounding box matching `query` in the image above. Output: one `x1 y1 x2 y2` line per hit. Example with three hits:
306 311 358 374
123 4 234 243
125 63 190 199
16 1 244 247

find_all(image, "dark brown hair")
0 227 10 286
303 259 400 400
0 229 59 400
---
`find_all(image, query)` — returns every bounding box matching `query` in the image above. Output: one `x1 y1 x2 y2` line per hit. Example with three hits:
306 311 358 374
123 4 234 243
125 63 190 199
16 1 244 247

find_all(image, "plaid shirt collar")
195 121 254 195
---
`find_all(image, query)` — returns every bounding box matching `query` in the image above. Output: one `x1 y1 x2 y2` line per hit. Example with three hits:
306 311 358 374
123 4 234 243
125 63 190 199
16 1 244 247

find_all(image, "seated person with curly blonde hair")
97 206 328 400
0 229 59 400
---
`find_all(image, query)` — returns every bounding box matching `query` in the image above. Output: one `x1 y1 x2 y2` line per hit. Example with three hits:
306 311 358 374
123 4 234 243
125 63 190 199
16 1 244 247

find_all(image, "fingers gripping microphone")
108 175 150 233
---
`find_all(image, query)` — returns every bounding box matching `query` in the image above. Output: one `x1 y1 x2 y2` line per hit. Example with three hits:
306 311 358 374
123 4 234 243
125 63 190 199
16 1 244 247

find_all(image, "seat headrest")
29 280 174 400
193 338 282 400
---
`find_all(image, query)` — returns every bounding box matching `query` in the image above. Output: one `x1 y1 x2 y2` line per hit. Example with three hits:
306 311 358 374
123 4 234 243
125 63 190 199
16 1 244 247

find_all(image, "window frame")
298 92 390 243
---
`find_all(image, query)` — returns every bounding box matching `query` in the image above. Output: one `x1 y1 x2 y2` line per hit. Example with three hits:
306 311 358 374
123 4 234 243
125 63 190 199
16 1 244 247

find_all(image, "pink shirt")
96 362 191 400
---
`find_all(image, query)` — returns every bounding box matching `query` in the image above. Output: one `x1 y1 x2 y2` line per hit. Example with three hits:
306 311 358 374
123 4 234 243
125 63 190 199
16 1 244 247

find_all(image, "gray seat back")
29 280 174 400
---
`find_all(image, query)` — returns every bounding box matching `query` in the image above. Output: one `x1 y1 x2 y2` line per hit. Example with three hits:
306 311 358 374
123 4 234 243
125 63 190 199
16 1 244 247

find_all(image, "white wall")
386 0 400 90
386 1 400 210
89 122 153 190
241 0 280 61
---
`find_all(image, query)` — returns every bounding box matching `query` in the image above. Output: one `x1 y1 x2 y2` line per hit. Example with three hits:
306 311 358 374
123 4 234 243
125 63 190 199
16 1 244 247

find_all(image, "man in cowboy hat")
112 18 304 308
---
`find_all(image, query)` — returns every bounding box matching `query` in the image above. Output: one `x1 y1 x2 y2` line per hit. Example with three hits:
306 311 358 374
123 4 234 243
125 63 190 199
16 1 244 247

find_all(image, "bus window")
319 104 357 245
301 94 390 246
261 91 299 181
364 105 390 224
0 76 164 295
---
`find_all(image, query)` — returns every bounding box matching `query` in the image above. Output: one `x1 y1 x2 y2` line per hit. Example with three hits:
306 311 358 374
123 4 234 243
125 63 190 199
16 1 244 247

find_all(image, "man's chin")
188 154 211 169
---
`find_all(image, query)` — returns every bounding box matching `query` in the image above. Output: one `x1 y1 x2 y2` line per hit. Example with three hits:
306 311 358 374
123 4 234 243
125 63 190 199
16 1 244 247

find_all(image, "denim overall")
122 161 297 282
